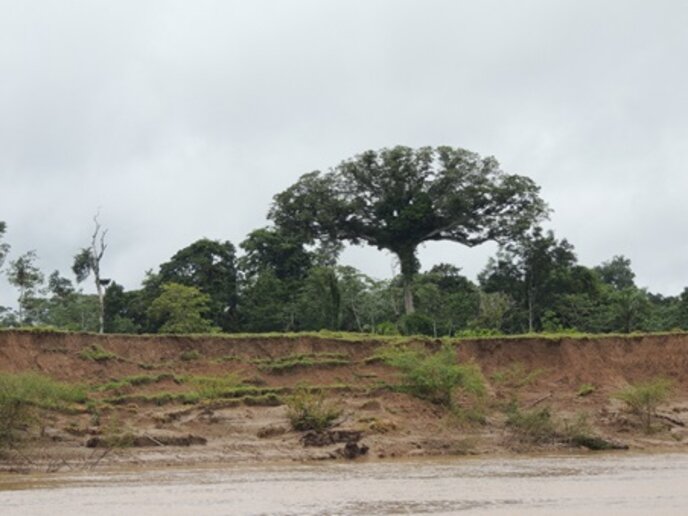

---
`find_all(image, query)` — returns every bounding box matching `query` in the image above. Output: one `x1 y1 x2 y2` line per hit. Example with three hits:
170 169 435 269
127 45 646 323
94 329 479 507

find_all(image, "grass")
253 353 351 374
5 326 688 343
186 374 245 399
0 373 87 448
490 363 544 388
614 377 674 433
285 384 341 432
78 344 118 362
95 373 180 392
577 383 596 397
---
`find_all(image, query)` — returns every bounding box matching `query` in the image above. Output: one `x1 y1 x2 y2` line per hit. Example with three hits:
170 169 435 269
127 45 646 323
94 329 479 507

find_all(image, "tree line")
2 146 687 336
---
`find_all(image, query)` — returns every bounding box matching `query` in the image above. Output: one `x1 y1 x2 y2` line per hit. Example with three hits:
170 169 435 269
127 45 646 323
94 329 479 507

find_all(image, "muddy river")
1 453 687 515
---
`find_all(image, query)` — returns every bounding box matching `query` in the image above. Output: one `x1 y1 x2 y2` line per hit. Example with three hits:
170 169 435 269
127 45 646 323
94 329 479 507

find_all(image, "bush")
380 343 485 407
506 405 557 444
285 384 341 432
0 373 86 448
375 321 399 335
398 313 435 336
614 377 673 433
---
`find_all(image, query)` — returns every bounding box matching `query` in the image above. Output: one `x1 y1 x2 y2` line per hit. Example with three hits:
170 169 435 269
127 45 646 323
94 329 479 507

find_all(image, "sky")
2 0 688 307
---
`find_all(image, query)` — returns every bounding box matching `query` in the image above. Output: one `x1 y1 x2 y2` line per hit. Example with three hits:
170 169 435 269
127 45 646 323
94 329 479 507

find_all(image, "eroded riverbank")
1 330 688 472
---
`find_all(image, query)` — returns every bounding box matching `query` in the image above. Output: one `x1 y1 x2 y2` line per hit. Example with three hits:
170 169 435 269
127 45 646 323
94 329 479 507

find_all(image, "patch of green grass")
253 353 350 374
186 374 244 399
0 373 87 448
490 363 544 388
78 344 118 362
577 383 596 397
285 384 341 432
106 392 201 406
95 373 180 392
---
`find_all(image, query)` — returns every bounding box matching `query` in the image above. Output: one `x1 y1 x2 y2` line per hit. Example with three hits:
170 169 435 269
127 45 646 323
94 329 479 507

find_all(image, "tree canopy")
154 238 238 331
269 146 548 313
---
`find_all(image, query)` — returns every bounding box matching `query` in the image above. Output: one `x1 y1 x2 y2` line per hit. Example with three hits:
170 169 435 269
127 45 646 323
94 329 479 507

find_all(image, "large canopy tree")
269 146 548 313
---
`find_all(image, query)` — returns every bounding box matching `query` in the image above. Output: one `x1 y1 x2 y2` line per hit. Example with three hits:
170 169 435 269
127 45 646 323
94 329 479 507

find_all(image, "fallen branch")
525 393 552 409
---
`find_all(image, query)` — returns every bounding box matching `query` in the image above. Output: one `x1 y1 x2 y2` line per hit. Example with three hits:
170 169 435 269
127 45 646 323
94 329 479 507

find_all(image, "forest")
2 146 687 337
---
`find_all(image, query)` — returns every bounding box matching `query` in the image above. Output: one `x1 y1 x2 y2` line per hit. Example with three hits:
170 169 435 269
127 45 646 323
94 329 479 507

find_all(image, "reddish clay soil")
1 330 687 472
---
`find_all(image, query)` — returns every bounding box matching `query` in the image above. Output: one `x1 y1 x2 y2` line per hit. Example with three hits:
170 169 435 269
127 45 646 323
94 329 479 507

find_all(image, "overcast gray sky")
2 0 688 307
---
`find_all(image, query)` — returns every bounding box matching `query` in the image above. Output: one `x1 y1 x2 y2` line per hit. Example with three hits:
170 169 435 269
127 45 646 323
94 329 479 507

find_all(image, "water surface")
2 453 687 515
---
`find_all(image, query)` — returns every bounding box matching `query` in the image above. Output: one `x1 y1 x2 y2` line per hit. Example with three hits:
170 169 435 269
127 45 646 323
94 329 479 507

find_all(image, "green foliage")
375 321 399 335
187 374 244 399
505 404 557 444
285 384 341 431
153 239 238 331
96 373 179 392
594 255 636 290
381 343 485 407
0 221 9 269
577 383 595 397
270 146 548 314
79 344 117 362
490 363 544 388
253 353 350 374
398 313 435 336
180 349 202 361
148 283 220 334
614 378 673 433
0 373 86 447
6 250 44 324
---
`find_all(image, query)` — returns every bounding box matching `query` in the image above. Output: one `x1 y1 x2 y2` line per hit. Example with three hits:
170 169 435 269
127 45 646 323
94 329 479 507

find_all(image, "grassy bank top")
2 327 687 344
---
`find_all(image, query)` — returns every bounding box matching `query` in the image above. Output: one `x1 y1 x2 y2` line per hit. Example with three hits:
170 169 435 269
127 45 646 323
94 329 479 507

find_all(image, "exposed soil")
1 330 688 473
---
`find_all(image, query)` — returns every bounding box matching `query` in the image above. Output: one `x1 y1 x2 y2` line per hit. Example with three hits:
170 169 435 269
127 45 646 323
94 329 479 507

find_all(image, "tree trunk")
397 247 418 315
96 281 105 334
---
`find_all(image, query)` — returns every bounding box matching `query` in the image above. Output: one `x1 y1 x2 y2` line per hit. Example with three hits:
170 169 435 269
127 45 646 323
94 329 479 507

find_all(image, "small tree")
6 251 44 324
0 221 9 269
147 283 219 334
73 213 109 333
615 378 673 433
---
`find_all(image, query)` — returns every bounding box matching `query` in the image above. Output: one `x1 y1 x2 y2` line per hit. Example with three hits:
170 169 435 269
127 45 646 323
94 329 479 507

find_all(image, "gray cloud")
2 0 688 307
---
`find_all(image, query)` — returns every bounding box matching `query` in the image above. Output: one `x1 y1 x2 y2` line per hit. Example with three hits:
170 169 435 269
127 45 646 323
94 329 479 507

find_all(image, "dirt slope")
1 330 687 472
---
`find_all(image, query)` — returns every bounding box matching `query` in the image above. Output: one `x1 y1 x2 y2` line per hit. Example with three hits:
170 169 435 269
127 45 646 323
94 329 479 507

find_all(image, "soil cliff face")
3 330 688 383
1 330 687 471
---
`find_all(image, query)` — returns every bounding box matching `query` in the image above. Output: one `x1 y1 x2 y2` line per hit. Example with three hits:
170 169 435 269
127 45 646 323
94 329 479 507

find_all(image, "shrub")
0 373 86 448
180 349 201 361
506 405 557 444
614 377 673 433
375 321 399 335
397 313 435 336
285 384 341 432
380 343 485 407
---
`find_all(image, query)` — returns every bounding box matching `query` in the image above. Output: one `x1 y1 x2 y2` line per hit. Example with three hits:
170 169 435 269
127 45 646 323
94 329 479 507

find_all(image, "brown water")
2 453 688 515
